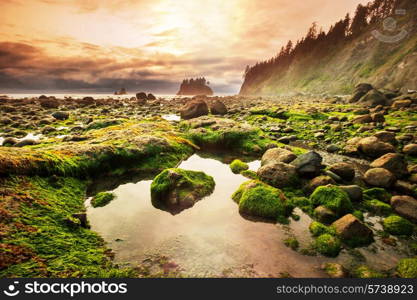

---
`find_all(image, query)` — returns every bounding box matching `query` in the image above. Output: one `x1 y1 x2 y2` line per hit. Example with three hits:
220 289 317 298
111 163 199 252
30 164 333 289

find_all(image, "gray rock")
290 151 323 177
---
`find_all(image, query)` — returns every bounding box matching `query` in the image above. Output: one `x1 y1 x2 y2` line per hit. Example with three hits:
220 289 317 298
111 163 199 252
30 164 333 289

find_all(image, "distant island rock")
177 77 213 96
114 88 127 95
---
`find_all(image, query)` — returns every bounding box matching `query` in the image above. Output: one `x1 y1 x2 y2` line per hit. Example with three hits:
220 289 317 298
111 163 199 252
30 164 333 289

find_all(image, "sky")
0 0 369 94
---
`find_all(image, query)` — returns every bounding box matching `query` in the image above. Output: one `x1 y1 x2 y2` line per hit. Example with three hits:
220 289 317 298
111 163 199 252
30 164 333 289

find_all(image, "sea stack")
176 77 213 96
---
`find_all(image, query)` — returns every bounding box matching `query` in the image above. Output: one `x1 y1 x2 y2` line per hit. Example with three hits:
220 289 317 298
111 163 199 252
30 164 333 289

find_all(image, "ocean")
2 93 235 100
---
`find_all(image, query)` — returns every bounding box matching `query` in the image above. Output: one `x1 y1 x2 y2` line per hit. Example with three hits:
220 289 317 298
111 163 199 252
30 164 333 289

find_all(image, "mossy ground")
397 258 417 278
0 176 134 278
353 265 385 278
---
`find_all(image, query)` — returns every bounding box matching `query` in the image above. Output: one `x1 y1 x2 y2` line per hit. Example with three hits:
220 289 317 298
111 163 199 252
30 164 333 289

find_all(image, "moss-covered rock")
150 168 215 214
314 234 341 257
353 265 385 278
383 215 414 236
322 263 348 278
232 180 293 221
309 221 335 237
363 188 391 203
0 120 195 177
91 192 115 208
310 185 353 217
240 169 259 180
363 199 392 215
397 258 417 278
230 159 249 174
181 116 274 154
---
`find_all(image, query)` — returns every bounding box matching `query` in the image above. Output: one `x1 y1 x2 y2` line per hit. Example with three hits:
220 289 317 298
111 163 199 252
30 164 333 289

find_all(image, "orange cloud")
0 0 369 93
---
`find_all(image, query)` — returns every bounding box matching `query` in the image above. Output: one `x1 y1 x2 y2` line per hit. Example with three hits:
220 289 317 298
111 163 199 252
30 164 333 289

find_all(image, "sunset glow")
0 0 369 93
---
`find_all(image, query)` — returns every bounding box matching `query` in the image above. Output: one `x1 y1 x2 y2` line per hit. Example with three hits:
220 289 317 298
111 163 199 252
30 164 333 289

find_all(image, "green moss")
284 237 299 250
182 120 274 154
291 196 313 214
91 192 115 208
383 215 414 236
363 188 391 203
352 210 364 221
310 186 353 217
232 180 293 221
353 265 385 278
314 234 341 257
0 121 195 178
150 168 215 203
240 169 259 180
323 263 346 278
86 119 122 130
309 221 335 237
230 159 249 174
397 258 417 278
0 176 133 278
363 199 392 215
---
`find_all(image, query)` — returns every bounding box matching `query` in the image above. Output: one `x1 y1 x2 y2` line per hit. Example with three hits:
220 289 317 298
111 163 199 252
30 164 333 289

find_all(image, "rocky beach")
1 86 416 278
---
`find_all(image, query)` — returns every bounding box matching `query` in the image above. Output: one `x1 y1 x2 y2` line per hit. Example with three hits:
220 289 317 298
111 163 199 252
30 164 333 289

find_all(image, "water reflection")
86 154 326 277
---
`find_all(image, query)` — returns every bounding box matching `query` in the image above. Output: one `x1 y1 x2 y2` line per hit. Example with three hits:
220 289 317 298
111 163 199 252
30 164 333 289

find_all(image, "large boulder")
390 195 417 223
39 97 59 109
328 163 355 182
364 168 396 188
290 151 323 177
358 136 396 158
150 168 215 215
136 92 148 104
261 148 296 166
147 93 156 100
332 214 373 246
369 153 408 178
257 162 298 188
180 99 209 120
358 89 391 107
209 100 227 115
80 96 95 106
349 83 373 103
